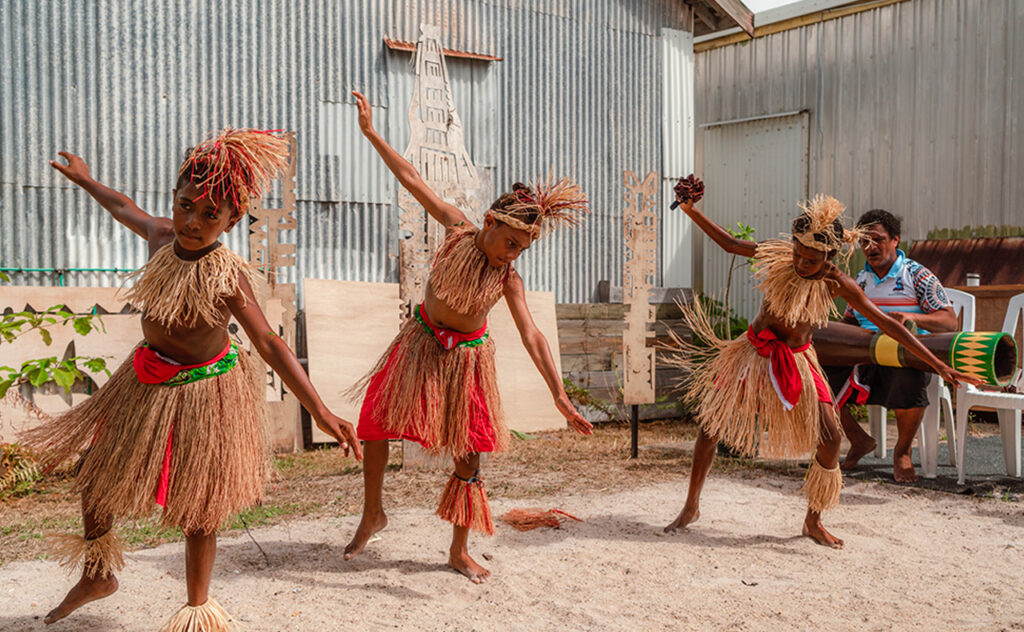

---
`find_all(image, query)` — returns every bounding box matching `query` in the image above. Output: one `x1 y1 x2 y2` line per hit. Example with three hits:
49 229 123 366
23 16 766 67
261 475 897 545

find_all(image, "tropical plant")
0 272 111 398
723 221 756 328
0 442 41 496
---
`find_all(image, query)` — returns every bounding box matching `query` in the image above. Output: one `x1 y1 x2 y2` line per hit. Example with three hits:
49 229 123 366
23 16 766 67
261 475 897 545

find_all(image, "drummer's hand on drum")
889 312 913 328
939 365 984 388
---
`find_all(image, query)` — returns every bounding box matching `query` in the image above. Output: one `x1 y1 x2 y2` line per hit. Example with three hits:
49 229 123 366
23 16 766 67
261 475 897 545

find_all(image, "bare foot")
802 517 844 549
840 437 877 470
663 506 700 533
44 574 118 625
343 511 387 561
448 549 490 584
893 452 918 483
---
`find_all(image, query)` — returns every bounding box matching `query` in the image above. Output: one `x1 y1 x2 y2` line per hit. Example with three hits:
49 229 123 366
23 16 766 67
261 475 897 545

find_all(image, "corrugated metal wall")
1 0 694 304
694 0 1024 260
661 27 695 288
702 113 809 320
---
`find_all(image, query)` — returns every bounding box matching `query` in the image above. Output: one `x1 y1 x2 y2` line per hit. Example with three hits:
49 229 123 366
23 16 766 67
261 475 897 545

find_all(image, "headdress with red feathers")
178 128 290 212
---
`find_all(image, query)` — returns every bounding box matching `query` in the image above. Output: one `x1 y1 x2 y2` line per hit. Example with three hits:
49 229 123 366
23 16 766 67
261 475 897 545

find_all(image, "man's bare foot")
893 452 918 483
802 517 844 549
448 549 490 584
44 574 118 625
343 511 387 561
663 506 700 533
840 437 877 470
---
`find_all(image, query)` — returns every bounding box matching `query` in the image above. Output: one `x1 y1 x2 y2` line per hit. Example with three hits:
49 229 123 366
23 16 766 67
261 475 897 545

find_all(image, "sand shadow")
829 488 891 506
141 540 447 599
969 503 1024 529
662 528 812 555
0 613 117 632
492 512 812 556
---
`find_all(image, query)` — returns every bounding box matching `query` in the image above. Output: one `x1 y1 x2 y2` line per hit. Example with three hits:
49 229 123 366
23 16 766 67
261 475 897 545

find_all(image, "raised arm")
226 275 363 459
675 198 757 258
352 90 467 228
50 152 164 240
503 271 593 435
835 274 980 387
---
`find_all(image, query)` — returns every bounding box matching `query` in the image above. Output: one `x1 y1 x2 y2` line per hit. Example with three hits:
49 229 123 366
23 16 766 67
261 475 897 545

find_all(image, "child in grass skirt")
25 130 361 630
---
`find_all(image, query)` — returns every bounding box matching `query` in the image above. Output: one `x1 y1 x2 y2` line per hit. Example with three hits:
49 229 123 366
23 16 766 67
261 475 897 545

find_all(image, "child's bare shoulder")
147 218 175 246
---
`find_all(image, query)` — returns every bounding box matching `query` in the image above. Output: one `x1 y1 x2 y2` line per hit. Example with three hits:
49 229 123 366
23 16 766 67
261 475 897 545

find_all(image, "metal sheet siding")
695 0 1024 247
701 113 810 321
2 0 693 303
661 27 696 289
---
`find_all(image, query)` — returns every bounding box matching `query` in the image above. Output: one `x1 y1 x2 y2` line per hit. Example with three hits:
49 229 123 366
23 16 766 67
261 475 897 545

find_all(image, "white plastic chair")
867 289 971 478
954 292 1024 484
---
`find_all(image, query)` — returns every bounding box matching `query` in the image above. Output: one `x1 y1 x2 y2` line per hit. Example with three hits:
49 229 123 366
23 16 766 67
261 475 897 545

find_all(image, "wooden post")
622 170 659 457
248 132 301 452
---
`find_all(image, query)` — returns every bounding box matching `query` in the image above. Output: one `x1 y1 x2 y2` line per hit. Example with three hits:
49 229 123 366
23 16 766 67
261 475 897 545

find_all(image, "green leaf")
73 318 92 336
0 271 9 282
0 379 12 399
52 368 75 391
39 328 52 346
510 429 538 440
28 367 49 387
83 357 108 374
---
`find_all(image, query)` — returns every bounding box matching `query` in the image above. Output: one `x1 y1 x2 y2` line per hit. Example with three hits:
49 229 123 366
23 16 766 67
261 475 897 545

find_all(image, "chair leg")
869 405 887 459
941 390 956 467
956 403 970 485
920 401 939 479
997 409 1022 478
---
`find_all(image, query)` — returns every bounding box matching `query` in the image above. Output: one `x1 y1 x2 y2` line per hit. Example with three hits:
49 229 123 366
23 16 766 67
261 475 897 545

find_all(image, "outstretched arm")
227 275 363 459
836 274 980 387
352 90 467 228
674 199 757 258
50 152 165 240
504 271 593 435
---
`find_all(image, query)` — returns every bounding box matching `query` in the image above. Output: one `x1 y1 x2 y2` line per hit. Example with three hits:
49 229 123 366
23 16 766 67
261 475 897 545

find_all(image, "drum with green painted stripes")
813 323 1018 387
950 331 1018 387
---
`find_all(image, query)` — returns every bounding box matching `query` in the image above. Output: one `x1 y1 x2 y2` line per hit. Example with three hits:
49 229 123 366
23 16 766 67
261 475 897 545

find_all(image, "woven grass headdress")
488 175 589 238
790 194 862 261
178 128 290 212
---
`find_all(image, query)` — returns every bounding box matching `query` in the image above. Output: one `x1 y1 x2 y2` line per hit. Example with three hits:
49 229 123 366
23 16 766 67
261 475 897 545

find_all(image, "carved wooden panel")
248 132 301 451
622 170 659 405
397 23 486 316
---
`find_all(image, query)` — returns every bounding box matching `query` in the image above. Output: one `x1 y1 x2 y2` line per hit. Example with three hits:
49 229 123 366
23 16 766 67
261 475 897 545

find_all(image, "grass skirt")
23 346 267 534
687 337 825 458
352 317 508 461
667 302 828 459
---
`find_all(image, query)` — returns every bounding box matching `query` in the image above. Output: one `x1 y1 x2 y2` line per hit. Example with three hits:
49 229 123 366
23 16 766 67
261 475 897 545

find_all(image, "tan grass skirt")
353 317 508 461
681 336 828 459
23 346 267 534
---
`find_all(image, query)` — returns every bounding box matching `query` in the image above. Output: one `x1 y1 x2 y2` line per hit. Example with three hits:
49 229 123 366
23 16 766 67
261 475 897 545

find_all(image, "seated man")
824 209 957 482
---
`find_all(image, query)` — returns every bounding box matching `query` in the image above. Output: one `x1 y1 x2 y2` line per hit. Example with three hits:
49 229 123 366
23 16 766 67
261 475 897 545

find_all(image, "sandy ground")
1 472 1023 632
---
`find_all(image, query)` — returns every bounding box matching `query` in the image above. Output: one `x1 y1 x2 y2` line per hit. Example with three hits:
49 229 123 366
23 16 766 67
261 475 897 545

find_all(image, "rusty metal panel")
909 237 1024 287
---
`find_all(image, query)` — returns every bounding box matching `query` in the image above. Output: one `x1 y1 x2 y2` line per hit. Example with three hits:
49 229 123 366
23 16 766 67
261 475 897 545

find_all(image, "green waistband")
414 305 489 348
163 342 240 386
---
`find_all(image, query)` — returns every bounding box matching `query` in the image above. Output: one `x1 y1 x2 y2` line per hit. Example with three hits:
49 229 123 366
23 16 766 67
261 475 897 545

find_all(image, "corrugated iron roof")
908 238 1024 287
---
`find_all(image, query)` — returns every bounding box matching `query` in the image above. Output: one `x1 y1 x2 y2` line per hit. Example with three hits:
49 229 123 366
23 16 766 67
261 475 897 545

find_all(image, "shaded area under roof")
908 237 1024 287
687 0 755 37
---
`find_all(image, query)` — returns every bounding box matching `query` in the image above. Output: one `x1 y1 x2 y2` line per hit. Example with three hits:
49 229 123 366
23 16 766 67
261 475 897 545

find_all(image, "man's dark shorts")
823 365 932 410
